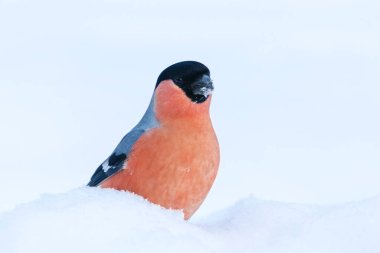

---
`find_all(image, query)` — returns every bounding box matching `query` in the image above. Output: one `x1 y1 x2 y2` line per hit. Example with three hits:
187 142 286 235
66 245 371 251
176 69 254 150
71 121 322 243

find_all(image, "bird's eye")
174 77 184 84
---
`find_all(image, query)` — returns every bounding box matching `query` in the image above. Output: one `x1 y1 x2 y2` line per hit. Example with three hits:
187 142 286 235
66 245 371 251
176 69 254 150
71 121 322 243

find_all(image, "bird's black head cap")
156 61 213 103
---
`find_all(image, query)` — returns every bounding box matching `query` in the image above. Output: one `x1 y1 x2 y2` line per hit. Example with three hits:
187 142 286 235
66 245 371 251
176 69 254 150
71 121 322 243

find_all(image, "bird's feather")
87 96 159 186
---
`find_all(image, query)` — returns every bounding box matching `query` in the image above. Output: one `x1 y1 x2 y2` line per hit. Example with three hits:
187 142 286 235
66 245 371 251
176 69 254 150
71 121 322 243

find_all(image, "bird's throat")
154 81 212 123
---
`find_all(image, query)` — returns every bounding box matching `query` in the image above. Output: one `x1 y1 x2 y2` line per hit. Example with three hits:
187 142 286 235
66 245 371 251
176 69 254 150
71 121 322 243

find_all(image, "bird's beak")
191 75 214 98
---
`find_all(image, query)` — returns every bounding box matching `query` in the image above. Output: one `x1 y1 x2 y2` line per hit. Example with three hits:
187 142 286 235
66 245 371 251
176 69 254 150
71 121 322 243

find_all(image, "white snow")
1 188 379 253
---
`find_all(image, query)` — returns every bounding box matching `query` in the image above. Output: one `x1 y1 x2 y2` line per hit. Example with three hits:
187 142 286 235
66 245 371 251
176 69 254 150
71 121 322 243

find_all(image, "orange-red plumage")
101 81 220 219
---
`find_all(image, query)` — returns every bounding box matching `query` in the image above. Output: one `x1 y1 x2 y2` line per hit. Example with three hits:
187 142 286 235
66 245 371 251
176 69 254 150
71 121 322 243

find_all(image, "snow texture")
1 188 379 253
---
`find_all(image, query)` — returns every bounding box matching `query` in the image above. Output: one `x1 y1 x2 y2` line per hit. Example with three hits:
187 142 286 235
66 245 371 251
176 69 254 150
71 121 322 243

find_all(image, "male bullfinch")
88 61 219 220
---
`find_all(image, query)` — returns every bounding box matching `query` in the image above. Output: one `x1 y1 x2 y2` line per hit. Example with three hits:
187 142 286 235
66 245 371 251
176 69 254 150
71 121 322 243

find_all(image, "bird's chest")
128 123 218 178
122 122 219 216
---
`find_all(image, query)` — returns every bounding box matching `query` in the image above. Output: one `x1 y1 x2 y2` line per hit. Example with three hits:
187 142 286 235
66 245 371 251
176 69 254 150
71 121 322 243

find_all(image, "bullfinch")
87 61 219 219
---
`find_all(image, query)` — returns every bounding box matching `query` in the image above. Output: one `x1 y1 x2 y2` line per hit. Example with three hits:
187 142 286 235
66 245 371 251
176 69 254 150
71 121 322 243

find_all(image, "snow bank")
1 188 379 253
200 196 380 253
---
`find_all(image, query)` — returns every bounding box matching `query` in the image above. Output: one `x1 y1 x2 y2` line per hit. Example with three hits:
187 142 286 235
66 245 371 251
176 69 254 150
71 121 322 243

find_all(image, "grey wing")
87 128 145 186
87 95 159 187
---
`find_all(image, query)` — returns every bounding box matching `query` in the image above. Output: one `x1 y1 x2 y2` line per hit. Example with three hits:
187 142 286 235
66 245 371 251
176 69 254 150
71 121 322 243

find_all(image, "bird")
87 61 220 220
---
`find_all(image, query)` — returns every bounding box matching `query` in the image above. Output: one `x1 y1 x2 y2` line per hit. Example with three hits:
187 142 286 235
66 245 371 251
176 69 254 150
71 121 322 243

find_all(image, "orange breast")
101 81 220 219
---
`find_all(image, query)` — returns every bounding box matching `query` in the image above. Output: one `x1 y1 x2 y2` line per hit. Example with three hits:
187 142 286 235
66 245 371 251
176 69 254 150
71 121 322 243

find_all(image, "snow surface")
1 188 379 253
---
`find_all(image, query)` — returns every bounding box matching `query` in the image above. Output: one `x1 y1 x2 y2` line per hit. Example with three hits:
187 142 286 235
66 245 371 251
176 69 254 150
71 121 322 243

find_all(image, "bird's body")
88 61 219 219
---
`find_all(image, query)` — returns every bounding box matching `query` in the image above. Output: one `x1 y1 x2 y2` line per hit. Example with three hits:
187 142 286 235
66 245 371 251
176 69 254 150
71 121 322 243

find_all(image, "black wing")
87 152 127 186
